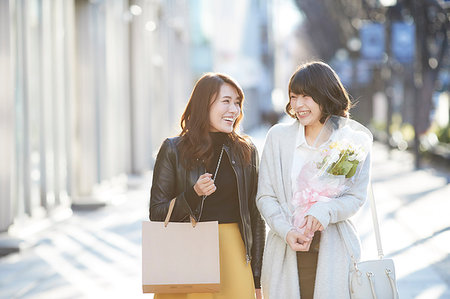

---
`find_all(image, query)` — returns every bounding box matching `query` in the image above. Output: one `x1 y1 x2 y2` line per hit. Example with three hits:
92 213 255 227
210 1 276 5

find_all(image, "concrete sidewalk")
356 143 450 299
0 139 449 299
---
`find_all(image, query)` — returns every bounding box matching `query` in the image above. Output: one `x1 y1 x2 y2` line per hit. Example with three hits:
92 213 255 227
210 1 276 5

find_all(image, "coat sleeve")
256 129 294 243
149 138 197 222
305 151 372 229
248 144 266 288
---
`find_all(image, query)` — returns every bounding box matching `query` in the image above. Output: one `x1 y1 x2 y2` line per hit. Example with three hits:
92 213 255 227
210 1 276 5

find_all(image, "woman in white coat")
256 61 372 299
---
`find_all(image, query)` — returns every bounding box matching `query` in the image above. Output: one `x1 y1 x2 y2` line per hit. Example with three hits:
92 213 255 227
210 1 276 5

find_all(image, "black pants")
296 231 321 299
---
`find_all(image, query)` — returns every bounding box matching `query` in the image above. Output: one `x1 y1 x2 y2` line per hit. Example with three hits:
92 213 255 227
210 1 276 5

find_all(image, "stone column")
0 0 14 232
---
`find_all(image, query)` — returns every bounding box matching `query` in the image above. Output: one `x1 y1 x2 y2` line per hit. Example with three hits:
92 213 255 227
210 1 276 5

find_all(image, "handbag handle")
338 183 384 259
164 198 198 228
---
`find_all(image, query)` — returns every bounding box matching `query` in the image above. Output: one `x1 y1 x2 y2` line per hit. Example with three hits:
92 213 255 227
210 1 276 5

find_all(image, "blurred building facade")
0 0 274 234
0 0 194 233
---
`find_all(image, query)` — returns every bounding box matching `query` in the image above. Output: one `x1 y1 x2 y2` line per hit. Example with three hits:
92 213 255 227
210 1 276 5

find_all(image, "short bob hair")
285 61 353 123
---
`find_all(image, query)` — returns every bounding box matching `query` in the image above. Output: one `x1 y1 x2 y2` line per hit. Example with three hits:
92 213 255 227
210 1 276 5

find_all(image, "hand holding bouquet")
291 116 373 232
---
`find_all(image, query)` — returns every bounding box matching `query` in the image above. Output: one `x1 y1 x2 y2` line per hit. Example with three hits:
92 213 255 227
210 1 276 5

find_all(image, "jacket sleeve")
256 128 294 243
305 151 372 229
249 144 266 289
149 138 197 222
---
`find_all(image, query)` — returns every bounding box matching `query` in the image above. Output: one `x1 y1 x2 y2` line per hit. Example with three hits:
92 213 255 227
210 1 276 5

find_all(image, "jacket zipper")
224 148 251 264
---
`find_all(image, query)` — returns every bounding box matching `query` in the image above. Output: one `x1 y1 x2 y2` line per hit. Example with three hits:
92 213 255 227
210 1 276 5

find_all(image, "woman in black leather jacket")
149 73 265 299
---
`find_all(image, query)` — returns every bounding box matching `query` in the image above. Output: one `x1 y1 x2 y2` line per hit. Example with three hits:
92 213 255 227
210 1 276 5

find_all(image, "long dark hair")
285 61 353 123
178 73 252 169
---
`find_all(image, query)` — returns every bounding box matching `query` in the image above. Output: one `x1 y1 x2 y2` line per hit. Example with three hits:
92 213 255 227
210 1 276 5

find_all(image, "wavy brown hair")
178 73 252 169
285 61 353 123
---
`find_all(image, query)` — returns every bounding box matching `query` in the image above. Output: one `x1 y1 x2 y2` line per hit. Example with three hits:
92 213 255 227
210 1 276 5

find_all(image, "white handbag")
338 185 399 299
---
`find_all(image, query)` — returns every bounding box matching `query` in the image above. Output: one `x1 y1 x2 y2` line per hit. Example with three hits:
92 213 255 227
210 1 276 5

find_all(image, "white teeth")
224 118 234 122
298 111 309 116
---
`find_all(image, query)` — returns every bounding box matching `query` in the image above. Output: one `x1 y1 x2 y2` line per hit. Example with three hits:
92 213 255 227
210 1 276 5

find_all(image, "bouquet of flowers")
291 116 373 231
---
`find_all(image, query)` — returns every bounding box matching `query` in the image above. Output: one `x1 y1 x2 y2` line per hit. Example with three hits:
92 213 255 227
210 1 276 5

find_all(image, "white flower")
328 148 341 164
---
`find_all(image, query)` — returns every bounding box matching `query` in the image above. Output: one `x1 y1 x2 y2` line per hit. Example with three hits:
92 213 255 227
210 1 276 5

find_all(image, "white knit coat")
256 121 372 299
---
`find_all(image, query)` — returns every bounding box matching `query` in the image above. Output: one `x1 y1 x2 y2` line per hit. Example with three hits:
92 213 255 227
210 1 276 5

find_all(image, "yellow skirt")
154 223 255 299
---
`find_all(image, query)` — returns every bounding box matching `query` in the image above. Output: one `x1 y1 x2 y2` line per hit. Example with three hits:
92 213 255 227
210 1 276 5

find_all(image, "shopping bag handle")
164 198 198 228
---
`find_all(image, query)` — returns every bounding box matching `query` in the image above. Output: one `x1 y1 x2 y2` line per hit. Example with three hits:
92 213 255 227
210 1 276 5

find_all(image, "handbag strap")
163 145 225 227
164 198 197 227
338 183 384 260
368 183 384 258
197 146 224 221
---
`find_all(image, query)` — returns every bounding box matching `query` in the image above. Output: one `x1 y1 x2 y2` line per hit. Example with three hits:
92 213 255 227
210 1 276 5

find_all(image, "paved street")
356 142 450 299
0 135 449 299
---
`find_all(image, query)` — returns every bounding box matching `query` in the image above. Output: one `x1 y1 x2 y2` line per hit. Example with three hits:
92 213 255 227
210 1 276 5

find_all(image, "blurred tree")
294 0 449 168
406 0 448 134
293 0 346 60
294 0 448 132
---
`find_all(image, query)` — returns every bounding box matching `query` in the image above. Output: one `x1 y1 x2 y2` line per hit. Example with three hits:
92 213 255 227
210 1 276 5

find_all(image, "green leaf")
345 161 360 178
340 161 353 176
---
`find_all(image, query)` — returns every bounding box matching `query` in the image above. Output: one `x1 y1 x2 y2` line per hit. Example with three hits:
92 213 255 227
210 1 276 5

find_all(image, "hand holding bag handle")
164 146 225 228
337 184 399 299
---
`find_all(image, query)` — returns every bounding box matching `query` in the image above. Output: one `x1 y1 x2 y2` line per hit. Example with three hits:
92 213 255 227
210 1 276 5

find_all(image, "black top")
185 132 241 224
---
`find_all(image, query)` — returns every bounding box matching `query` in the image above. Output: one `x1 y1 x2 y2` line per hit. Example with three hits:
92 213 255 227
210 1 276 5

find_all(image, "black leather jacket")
149 137 265 287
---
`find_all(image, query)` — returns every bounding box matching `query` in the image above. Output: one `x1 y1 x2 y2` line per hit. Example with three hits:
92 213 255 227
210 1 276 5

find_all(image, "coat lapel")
280 121 299 205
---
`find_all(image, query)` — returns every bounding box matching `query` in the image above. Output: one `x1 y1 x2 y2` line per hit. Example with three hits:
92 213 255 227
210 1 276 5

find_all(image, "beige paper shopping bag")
142 199 220 293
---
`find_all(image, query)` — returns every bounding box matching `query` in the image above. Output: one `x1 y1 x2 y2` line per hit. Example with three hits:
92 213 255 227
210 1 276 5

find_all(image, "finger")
196 180 208 191
294 241 311 251
308 217 321 235
202 187 212 196
304 241 312 251
205 185 217 195
291 244 303 251
312 220 320 232
316 222 323 232
197 182 214 196
296 232 310 243
201 176 213 184
304 216 312 236
313 219 323 232
199 177 215 188
208 186 217 195
296 240 311 251
200 180 214 189
200 173 212 179
290 244 301 251
198 174 212 184
289 239 305 251
286 234 299 250
286 230 296 244
299 220 307 229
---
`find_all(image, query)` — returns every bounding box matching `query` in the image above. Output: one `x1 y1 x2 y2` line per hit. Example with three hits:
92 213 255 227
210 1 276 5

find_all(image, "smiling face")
286 62 352 124
289 92 323 129
209 83 241 133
